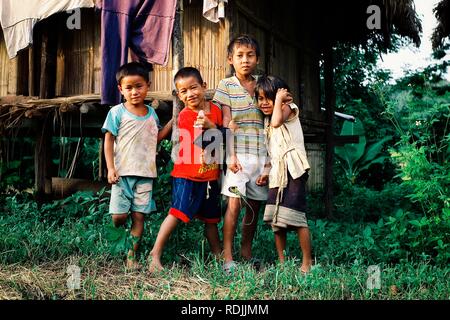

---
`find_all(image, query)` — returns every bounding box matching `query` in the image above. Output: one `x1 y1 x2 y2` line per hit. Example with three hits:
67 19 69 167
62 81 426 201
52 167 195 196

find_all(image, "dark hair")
227 34 260 58
116 62 150 85
174 67 204 86
255 75 290 102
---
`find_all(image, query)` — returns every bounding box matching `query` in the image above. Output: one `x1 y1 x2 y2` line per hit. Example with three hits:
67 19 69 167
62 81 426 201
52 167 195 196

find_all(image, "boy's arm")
220 106 243 172
157 118 173 143
222 105 232 128
104 132 119 184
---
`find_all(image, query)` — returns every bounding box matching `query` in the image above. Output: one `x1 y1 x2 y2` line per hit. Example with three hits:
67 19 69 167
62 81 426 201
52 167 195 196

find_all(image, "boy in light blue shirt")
102 62 172 270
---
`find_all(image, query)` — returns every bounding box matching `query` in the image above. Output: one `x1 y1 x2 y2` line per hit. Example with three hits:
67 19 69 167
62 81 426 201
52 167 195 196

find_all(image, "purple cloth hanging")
99 0 177 105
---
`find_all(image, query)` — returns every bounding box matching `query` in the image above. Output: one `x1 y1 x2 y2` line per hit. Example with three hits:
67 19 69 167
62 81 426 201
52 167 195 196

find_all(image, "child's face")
118 75 149 106
175 76 207 110
228 44 259 77
257 89 274 115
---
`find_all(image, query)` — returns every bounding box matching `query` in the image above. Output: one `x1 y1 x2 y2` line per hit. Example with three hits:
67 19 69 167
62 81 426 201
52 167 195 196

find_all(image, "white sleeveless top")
265 103 310 189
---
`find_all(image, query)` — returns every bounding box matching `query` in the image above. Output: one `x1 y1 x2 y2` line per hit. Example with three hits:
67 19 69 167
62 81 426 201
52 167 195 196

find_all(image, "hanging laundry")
98 0 177 105
203 0 227 23
0 0 95 59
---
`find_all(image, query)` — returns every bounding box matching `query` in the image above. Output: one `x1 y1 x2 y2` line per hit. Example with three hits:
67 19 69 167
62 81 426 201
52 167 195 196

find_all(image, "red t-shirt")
171 102 223 181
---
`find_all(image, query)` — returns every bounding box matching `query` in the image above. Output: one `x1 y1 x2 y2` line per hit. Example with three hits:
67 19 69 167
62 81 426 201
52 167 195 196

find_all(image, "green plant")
335 119 392 184
384 79 450 215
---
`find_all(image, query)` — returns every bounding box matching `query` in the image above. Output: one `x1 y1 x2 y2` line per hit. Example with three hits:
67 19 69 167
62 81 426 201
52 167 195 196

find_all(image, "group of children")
102 35 312 274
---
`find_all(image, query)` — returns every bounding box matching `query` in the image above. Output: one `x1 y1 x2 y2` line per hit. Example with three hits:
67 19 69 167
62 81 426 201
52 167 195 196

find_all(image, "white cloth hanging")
203 0 227 23
0 0 95 59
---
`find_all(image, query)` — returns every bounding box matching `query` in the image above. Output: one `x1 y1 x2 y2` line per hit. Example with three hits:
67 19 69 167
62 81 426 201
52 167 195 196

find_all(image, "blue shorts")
109 176 156 214
169 177 221 223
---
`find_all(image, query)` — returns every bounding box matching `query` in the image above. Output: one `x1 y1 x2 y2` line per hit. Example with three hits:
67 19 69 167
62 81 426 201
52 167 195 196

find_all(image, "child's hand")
194 111 215 129
256 174 268 186
107 168 120 184
228 154 242 174
275 88 293 105
228 120 239 133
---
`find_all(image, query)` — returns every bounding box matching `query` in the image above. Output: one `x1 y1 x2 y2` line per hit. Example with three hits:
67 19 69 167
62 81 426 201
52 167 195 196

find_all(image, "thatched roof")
433 0 450 50
316 0 422 50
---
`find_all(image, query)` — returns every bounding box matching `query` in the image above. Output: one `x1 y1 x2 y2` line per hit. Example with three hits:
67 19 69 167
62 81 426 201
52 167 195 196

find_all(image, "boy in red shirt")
148 67 223 272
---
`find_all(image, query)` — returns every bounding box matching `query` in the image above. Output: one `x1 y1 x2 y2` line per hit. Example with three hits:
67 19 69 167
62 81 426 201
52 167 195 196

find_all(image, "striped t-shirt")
213 75 266 156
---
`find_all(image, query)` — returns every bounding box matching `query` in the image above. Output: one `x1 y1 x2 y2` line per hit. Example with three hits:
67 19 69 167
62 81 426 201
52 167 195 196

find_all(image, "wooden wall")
0 1 326 191
183 2 230 91
0 1 320 110
0 31 28 97
305 143 325 191
56 9 101 96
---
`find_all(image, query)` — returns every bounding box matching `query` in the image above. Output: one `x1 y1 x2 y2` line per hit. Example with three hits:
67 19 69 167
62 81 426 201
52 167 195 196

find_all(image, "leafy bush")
335 119 392 184
384 71 450 216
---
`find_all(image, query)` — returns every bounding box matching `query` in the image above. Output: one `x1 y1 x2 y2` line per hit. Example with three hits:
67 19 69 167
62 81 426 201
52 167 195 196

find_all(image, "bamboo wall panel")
150 45 173 92
56 10 98 96
305 143 325 191
0 32 27 96
0 32 10 96
182 3 230 91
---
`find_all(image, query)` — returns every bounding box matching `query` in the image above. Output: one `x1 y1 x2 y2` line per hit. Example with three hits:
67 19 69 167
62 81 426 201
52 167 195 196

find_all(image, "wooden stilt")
171 0 185 161
324 45 335 219
35 18 57 199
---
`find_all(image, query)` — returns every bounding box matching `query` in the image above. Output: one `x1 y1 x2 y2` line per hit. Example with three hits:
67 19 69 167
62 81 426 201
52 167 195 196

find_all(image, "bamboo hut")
0 0 421 214
433 0 450 50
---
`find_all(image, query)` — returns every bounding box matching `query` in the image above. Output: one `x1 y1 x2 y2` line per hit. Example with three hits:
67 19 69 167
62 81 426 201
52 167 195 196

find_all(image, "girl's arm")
270 88 294 128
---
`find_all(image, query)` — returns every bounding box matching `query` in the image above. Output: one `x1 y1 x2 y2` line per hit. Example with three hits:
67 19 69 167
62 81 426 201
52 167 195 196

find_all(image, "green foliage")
0 189 111 264
104 225 130 256
335 120 392 183
384 71 450 215
331 182 412 222
309 210 450 265
0 137 35 190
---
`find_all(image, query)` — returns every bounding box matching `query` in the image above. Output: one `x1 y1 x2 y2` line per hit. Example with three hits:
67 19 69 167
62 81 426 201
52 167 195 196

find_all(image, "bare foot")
126 256 142 271
301 262 312 274
147 255 164 273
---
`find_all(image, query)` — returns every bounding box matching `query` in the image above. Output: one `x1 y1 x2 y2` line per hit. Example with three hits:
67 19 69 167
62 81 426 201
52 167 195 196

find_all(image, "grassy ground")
1 192 448 300
1 254 448 300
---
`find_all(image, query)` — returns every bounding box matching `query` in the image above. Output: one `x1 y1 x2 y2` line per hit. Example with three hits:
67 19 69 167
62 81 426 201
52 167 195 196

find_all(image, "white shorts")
221 153 268 201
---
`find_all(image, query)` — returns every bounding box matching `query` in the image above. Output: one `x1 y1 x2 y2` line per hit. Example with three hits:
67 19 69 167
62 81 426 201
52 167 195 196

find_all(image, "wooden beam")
0 90 216 108
35 117 52 199
35 18 56 200
39 19 57 99
304 134 359 145
171 0 184 161
52 177 108 199
29 47 35 96
324 46 335 219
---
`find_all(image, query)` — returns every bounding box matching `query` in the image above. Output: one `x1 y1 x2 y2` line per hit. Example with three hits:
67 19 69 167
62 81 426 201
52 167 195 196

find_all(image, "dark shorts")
266 172 309 212
169 177 221 223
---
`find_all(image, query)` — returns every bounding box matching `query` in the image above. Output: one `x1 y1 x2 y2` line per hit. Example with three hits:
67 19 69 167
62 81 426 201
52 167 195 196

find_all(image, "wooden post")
35 116 52 199
35 18 57 199
39 19 57 99
98 137 106 181
324 45 335 218
29 47 35 96
171 0 184 161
